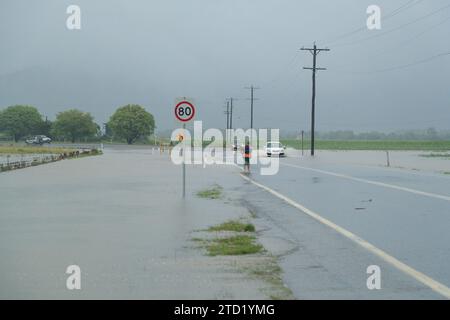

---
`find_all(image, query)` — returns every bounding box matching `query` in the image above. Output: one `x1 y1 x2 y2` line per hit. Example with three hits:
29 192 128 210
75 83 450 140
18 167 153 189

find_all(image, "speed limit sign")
174 100 195 122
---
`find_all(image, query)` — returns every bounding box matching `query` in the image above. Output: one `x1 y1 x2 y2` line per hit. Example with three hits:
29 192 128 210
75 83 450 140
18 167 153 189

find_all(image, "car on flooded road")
265 141 286 157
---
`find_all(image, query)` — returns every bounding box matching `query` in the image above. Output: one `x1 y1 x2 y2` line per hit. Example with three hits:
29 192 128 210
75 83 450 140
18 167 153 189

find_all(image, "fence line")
0 149 101 173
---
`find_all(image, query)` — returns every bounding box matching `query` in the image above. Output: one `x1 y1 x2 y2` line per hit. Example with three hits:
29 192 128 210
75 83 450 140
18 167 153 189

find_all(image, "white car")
265 142 286 157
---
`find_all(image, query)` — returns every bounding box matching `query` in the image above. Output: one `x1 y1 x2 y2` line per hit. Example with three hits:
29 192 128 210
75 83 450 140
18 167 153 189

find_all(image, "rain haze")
2 0 450 303
1 0 449 133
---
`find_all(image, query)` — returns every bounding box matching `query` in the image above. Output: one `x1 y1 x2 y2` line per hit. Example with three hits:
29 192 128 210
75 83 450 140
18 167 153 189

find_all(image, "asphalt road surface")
0 147 272 299
242 153 450 299
1 146 449 299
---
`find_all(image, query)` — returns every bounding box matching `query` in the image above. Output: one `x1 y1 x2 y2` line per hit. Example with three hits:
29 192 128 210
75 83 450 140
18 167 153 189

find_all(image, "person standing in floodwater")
244 141 251 173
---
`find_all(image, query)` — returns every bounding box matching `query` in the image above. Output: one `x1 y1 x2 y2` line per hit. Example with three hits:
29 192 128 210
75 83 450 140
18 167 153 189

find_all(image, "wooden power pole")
301 43 330 156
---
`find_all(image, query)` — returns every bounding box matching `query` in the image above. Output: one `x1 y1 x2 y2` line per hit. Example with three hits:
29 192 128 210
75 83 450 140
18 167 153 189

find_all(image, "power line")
333 2 450 48
260 52 301 88
385 0 424 19
366 51 450 73
329 12 450 70
301 43 330 156
334 51 450 75
369 13 450 58
324 0 425 46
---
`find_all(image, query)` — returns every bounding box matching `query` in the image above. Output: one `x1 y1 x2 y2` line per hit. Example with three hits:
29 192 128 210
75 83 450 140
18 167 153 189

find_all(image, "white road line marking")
282 162 450 202
239 173 450 299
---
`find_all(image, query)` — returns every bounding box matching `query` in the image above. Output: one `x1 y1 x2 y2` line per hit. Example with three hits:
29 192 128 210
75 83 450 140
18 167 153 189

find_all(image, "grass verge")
195 220 260 256
282 139 450 151
242 257 293 300
192 219 293 299
420 153 450 158
197 185 222 199
0 145 75 154
206 235 263 256
208 220 255 232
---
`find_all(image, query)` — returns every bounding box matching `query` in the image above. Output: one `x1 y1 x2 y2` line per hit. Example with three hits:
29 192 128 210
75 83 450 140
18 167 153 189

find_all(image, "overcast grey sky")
1 0 449 133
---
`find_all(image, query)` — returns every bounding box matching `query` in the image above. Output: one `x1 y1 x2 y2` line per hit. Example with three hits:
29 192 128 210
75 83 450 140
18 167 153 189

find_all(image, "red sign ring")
175 101 195 122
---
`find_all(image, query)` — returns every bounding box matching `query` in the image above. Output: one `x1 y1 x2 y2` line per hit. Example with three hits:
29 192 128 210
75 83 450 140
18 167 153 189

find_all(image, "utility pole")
225 101 230 130
224 101 230 142
301 43 330 156
229 97 234 130
226 97 236 129
301 130 304 156
244 86 260 130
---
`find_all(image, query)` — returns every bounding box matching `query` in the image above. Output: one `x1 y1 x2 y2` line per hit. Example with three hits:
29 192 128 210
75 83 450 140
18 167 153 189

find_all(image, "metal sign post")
174 99 196 198
182 123 186 198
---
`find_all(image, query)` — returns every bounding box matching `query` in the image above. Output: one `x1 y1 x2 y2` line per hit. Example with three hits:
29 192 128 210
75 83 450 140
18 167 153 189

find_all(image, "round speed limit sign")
174 101 195 122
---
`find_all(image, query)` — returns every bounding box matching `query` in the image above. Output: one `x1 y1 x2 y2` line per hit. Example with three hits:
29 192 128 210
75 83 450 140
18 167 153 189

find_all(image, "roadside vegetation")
51 109 98 143
192 218 293 299
107 104 155 145
194 220 261 256
208 220 255 232
242 257 293 300
419 153 450 158
0 104 156 145
196 185 223 199
206 235 263 256
193 180 292 298
0 145 74 155
282 139 450 151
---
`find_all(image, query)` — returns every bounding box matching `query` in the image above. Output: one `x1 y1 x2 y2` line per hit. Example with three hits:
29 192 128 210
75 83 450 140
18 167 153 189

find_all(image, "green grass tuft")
197 185 222 199
208 220 255 232
206 235 263 256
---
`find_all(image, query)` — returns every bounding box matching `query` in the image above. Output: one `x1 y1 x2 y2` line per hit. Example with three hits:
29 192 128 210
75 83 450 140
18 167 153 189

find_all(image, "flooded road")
0 147 269 299
245 153 450 298
0 146 448 299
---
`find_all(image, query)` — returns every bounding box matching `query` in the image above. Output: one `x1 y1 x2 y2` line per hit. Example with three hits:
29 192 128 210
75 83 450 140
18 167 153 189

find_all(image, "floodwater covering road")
0 145 448 299
244 152 450 299
0 146 273 299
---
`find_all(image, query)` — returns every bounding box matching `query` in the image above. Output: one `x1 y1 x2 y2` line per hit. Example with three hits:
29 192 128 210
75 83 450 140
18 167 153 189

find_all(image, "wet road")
1 145 449 299
245 154 450 298
0 148 270 299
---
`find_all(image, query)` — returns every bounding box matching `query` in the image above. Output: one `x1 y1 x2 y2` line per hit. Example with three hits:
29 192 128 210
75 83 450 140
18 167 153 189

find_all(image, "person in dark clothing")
244 141 251 173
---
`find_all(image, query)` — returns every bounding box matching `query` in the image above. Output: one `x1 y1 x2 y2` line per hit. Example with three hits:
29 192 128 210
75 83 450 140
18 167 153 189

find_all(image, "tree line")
0 104 155 144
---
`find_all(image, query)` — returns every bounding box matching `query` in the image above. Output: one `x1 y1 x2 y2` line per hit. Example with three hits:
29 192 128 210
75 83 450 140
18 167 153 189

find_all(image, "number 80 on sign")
174 101 195 122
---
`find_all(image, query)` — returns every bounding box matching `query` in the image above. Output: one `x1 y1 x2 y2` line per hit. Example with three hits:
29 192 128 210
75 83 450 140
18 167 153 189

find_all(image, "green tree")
0 105 45 142
38 118 53 137
51 109 98 143
108 104 155 144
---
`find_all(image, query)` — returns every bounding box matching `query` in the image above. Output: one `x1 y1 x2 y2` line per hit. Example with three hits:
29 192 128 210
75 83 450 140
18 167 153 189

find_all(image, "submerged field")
281 140 450 151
